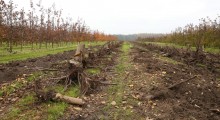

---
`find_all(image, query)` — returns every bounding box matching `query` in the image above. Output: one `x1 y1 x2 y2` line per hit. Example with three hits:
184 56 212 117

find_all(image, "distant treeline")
0 0 116 52
115 33 164 41
138 16 220 49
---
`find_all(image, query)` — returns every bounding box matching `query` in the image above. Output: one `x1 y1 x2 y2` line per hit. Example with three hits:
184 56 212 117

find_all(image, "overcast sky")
8 0 220 34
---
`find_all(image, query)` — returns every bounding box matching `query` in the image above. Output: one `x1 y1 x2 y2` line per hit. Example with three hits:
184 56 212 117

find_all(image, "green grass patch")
205 47 220 54
43 85 79 119
65 85 80 97
0 91 3 97
0 41 106 63
1 84 79 120
2 93 36 120
122 42 131 52
27 72 42 82
85 68 101 75
196 63 206 68
18 93 35 106
5 107 21 120
47 102 68 120
158 56 183 65
51 84 79 97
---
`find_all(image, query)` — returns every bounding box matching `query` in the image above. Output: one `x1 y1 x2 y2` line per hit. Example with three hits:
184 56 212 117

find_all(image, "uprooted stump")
34 79 85 105
67 42 119 95
34 42 120 105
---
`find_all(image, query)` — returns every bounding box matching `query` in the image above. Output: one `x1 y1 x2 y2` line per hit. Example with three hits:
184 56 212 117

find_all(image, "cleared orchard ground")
0 41 220 120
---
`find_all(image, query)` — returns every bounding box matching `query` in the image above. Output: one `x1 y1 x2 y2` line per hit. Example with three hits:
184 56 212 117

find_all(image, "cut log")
55 93 85 105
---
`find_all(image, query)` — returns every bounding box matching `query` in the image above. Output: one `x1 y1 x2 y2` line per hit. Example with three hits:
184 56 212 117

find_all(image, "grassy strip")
102 42 139 119
0 41 105 63
145 42 220 54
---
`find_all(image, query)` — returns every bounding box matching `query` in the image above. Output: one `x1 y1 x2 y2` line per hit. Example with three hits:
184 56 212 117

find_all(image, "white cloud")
6 0 220 34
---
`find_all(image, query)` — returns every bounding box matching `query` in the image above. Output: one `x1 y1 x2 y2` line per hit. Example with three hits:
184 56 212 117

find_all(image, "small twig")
63 77 71 91
100 81 117 85
51 76 67 80
40 68 59 71
123 72 130 81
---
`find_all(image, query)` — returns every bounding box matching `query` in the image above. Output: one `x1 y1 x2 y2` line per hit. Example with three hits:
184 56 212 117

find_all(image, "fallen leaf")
122 101 127 104
115 106 119 108
101 101 106 104
111 101 116 106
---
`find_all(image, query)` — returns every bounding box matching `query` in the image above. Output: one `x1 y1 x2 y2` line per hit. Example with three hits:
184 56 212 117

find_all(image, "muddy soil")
0 50 76 84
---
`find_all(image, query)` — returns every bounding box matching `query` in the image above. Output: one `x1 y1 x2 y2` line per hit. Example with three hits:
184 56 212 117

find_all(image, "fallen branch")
39 68 59 71
88 80 117 85
147 76 197 100
99 81 117 85
168 76 197 90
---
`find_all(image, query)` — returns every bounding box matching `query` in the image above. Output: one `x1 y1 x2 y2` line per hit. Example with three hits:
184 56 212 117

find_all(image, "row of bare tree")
0 0 117 52
138 16 220 49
